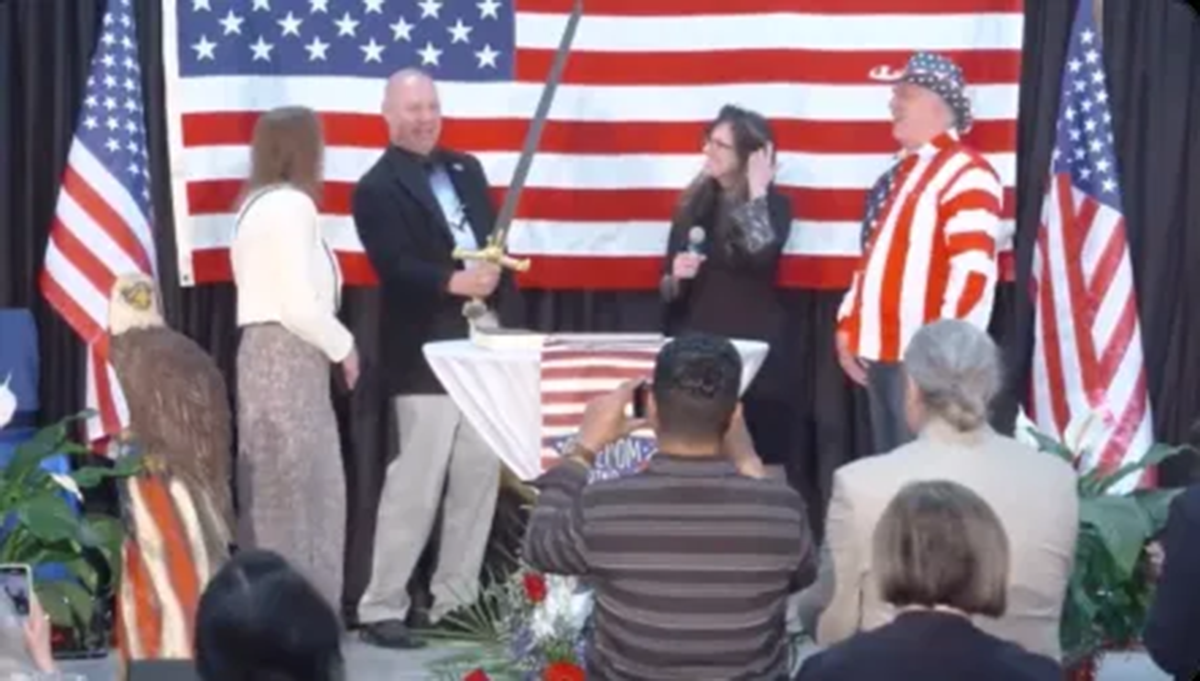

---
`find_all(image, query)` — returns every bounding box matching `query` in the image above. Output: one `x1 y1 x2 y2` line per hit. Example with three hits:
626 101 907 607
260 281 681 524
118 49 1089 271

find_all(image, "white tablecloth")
424 338 769 480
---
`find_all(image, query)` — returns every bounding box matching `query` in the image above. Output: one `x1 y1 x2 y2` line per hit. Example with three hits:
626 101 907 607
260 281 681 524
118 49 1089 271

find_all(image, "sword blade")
490 0 583 246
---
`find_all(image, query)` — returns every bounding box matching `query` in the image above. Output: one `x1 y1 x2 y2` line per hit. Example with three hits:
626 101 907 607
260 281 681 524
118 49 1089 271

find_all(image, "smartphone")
632 381 649 419
0 564 32 618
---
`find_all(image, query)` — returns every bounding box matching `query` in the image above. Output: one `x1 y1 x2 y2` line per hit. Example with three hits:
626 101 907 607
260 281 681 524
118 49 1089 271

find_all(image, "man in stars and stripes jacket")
835 52 1006 454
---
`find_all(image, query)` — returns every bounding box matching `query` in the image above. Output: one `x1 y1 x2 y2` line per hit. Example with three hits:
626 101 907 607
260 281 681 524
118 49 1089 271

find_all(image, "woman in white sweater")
230 106 358 612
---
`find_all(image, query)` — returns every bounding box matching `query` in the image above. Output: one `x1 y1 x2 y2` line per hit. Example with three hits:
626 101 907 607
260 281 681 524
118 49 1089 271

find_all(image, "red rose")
523 572 548 603
542 662 585 681
464 669 491 681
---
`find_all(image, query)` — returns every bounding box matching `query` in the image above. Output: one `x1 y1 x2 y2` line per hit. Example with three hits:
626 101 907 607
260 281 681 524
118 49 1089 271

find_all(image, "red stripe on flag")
91 340 121 437
517 0 1024 15
1035 227 1071 436
184 180 1019 226
189 247 1016 291
1087 217 1126 303
48 219 117 304
514 48 1021 86
40 271 104 342
182 113 1018 156
1056 177 1103 403
62 167 154 274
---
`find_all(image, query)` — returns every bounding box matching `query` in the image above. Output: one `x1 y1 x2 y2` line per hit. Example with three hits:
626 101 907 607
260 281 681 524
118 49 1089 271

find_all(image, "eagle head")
109 273 165 335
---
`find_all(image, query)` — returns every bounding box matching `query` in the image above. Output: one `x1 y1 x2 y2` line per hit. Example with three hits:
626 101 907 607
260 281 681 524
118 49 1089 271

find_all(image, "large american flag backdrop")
42 0 157 442
162 0 1024 290
1029 0 1152 491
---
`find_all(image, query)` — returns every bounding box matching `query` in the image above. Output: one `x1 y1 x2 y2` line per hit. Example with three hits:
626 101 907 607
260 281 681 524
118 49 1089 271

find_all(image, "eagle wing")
108 328 234 546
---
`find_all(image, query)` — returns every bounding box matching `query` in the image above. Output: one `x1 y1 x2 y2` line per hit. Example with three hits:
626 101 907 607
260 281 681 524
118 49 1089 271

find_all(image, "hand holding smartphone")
0 564 32 618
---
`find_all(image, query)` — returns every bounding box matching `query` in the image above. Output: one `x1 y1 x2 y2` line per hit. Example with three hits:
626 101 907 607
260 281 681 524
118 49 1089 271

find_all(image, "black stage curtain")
3 0 1198 615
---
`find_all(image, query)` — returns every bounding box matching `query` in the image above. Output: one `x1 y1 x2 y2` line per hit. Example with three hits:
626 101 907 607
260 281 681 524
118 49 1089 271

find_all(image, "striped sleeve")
523 460 591 576
937 161 1003 327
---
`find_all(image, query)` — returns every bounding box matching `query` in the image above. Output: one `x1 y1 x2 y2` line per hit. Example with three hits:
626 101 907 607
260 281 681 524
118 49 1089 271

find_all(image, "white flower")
0 373 15 430
528 574 583 641
49 473 83 502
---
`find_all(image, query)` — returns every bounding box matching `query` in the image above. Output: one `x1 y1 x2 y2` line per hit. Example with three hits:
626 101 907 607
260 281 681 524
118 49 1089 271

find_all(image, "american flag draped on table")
41 0 158 443
539 339 661 479
1028 0 1153 491
162 0 1024 291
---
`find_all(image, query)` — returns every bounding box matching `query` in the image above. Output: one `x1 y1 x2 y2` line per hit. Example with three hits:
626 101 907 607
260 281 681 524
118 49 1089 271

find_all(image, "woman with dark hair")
196 549 343 681
231 106 356 611
793 481 1059 680
660 104 796 483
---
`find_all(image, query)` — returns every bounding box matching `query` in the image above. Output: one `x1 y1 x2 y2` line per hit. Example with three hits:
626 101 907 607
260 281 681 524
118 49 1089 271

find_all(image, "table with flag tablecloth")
423 337 769 482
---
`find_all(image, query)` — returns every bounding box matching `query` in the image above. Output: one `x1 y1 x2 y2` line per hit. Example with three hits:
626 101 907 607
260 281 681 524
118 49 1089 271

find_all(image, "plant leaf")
1080 496 1153 578
35 582 75 627
1025 426 1075 462
1132 488 1182 534
37 579 94 628
1093 443 1194 494
16 495 84 544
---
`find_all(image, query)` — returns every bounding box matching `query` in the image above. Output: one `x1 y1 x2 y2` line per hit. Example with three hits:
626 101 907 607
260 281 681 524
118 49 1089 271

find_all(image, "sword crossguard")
452 243 531 272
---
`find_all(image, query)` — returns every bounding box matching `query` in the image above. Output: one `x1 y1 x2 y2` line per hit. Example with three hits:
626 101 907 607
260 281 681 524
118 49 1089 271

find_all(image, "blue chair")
0 309 78 583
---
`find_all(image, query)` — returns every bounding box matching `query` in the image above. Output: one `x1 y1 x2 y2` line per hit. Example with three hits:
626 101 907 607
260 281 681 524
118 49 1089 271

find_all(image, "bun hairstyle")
902 320 1002 433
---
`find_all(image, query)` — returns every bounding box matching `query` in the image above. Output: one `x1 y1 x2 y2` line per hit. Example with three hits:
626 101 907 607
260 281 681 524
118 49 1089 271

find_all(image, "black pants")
865 360 915 454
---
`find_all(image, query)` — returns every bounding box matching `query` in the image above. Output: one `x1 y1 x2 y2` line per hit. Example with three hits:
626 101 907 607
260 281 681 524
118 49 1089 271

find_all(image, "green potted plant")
0 409 141 640
1017 411 1193 680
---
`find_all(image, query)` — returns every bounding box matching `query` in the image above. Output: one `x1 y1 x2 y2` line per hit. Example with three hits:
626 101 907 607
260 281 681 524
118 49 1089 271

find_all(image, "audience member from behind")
797 319 1078 660
524 333 816 680
1143 483 1200 680
794 481 1060 680
195 549 343 681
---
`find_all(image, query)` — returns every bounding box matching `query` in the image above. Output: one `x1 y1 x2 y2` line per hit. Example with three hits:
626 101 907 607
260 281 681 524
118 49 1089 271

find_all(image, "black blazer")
1144 485 1200 681
793 611 1061 681
352 145 499 395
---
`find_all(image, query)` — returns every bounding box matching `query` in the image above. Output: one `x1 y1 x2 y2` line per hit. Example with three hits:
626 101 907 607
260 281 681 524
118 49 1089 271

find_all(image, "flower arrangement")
427 566 592 681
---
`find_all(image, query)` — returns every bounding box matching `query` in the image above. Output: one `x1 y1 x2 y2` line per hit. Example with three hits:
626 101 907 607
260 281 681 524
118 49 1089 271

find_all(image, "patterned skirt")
234 324 346 611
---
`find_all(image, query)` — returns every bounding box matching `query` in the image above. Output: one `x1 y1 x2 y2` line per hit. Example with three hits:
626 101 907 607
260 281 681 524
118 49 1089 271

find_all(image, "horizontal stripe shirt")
524 454 816 680
837 131 1005 362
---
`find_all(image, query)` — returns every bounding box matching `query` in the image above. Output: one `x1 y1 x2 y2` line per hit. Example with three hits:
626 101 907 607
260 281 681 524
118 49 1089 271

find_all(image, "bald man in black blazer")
351 68 503 650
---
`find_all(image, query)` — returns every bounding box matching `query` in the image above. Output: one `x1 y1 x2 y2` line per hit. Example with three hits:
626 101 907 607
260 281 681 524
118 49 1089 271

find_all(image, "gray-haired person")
796 320 1078 661
794 481 1061 680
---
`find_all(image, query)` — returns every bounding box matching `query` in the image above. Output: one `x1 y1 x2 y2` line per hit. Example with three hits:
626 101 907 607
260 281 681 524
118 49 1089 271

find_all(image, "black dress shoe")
359 619 427 649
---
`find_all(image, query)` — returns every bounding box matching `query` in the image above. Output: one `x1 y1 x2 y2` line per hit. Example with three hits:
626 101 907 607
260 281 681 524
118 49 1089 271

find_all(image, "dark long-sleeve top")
793 611 1062 681
523 454 816 680
661 186 792 344
1143 485 1200 681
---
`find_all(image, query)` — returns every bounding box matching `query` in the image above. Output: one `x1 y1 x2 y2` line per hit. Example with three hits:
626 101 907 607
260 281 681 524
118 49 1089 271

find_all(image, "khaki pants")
357 395 500 624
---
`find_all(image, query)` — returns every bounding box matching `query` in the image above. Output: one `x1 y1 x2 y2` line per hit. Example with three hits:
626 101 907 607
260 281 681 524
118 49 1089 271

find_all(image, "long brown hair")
671 105 775 245
237 106 324 208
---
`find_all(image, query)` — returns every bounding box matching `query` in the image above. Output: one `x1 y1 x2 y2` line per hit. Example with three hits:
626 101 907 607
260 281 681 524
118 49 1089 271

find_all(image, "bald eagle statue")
106 273 233 671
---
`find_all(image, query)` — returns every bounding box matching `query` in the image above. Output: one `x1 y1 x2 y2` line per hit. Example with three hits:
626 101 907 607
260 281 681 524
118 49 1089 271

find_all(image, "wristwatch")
561 437 596 468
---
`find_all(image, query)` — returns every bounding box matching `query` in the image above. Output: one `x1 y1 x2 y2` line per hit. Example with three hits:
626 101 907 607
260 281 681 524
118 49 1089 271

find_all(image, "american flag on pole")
539 338 661 479
41 0 157 444
1028 0 1153 491
162 0 1023 291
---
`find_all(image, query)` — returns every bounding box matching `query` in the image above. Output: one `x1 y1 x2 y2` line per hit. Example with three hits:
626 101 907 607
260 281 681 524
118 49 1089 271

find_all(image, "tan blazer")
812 419 1078 661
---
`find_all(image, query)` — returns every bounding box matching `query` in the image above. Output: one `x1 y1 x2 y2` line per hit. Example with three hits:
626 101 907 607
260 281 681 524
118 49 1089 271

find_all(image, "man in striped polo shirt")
836 52 1005 454
524 334 816 680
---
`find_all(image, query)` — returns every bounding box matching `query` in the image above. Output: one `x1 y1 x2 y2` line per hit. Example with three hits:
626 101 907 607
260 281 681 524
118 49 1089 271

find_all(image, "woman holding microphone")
660 104 796 483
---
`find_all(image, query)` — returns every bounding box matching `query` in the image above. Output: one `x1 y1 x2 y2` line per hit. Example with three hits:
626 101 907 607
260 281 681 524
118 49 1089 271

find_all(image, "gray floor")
55 641 1170 679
